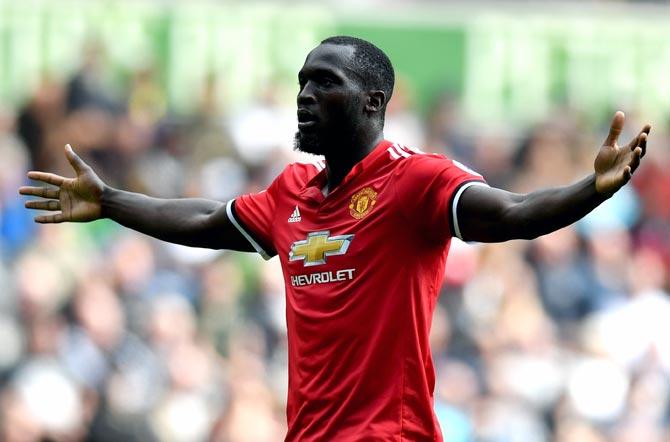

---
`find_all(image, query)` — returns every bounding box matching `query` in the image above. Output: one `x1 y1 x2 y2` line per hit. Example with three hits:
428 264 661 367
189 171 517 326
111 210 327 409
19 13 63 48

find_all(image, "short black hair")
320 36 395 107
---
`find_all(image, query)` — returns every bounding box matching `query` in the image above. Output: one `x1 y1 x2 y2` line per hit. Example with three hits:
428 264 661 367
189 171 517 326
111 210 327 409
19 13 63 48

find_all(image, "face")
294 43 366 155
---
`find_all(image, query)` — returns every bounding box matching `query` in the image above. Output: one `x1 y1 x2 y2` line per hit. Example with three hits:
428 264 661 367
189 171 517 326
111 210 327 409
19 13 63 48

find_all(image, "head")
294 36 395 155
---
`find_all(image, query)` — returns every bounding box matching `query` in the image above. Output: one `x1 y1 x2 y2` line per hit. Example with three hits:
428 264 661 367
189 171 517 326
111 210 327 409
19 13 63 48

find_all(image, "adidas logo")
288 206 302 223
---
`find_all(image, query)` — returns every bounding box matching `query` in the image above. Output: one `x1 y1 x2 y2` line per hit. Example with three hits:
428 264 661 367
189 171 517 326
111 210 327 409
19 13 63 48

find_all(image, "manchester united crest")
349 187 377 219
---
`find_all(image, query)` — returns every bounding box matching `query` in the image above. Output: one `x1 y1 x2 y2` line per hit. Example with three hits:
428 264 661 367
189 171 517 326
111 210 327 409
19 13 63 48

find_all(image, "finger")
64 144 89 174
26 171 65 186
605 111 625 146
628 146 642 173
35 213 65 224
626 133 640 151
638 130 649 158
25 200 61 211
623 166 632 184
627 124 651 151
18 186 59 199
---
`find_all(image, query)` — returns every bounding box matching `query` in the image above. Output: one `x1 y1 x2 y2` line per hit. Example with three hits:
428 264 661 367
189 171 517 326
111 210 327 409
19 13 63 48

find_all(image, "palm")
593 112 649 197
19 145 105 223
59 173 103 222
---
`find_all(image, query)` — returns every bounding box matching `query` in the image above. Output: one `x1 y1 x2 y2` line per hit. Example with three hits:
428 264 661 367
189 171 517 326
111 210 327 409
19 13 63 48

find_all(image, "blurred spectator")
17 77 66 172
66 40 121 114
0 106 35 259
384 76 426 149
230 82 296 167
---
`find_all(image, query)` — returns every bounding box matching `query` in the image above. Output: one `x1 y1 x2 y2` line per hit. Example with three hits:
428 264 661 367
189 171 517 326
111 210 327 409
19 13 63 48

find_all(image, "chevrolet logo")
289 231 354 267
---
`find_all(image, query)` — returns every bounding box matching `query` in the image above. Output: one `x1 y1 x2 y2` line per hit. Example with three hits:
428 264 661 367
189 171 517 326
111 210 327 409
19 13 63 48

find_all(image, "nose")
297 81 316 105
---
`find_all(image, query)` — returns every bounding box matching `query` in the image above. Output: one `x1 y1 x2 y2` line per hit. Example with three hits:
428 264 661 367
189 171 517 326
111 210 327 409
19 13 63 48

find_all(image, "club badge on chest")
349 187 377 220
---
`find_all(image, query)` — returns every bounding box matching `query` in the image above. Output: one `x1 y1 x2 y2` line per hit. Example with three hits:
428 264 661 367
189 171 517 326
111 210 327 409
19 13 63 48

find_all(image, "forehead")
300 43 356 76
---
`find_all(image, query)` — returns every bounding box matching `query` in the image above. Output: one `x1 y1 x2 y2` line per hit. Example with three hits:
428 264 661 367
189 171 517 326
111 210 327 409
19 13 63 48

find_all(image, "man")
20 36 649 441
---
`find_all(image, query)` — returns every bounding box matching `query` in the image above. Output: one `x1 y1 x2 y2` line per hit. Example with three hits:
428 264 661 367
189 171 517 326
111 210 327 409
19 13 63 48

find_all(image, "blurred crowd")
3 41 670 442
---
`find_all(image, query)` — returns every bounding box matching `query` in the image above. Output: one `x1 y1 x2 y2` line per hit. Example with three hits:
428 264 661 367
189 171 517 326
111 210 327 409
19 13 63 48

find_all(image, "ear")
365 90 386 114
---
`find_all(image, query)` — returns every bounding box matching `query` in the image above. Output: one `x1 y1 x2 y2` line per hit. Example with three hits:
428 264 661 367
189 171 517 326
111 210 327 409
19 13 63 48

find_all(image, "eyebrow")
299 67 339 79
298 66 365 84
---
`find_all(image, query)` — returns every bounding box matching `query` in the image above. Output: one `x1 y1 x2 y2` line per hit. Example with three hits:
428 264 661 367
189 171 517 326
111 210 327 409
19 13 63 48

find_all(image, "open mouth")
297 109 318 130
298 121 316 130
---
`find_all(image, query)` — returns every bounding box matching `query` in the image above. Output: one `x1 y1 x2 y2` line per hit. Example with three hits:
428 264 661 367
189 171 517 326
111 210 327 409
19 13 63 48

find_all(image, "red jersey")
227 140 487 441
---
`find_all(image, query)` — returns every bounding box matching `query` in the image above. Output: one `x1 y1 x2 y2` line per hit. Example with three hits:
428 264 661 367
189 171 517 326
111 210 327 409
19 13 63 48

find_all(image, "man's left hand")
594 111 651 197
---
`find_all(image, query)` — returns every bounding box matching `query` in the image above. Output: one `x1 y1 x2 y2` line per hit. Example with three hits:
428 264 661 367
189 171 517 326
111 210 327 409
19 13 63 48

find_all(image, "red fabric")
233 140 485 441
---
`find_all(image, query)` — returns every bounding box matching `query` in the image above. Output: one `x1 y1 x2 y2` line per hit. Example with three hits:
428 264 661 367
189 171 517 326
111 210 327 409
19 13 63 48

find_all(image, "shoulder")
388 143 477 178
385 142 446 165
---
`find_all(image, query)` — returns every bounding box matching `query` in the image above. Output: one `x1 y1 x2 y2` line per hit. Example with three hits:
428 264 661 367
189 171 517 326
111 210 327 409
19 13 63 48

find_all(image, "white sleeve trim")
452 181 489 240
226 199 273 260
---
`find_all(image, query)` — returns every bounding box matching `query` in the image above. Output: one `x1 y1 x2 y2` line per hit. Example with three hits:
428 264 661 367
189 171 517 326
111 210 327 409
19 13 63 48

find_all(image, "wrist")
592 174 613 201
99 185 117 219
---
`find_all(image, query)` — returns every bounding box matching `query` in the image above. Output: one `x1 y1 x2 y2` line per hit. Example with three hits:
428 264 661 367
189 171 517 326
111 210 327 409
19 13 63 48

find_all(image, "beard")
294 131 325 155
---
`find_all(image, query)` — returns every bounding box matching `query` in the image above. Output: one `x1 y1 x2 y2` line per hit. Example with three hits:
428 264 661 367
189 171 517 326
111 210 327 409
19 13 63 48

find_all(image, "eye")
319 77 335 87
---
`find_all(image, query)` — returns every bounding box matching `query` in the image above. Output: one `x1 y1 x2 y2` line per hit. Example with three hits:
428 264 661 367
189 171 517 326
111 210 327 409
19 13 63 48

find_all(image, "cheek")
323 95 360 121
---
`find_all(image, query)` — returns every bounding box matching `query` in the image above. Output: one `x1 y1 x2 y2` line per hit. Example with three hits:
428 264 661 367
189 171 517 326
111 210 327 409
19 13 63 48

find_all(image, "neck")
323 129 383 194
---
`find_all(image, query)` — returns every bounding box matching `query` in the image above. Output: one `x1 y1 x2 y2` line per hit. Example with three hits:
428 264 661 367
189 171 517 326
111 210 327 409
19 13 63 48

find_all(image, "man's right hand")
19 144 105 223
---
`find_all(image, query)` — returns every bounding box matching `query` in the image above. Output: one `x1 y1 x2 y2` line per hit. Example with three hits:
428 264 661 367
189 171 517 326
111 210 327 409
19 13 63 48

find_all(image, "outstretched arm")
19 145 253 251
457 111 650 242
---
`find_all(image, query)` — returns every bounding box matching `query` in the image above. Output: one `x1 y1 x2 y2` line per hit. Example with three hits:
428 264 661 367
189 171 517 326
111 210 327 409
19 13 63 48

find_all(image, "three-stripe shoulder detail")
290 159 326 172
386 142 423 160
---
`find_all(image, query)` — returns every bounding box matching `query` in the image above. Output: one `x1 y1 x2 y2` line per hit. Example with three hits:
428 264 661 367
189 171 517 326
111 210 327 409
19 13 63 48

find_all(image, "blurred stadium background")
4 0 670 440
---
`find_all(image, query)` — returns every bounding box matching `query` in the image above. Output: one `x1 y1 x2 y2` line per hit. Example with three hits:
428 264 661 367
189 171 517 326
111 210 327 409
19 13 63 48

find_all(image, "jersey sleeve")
393 155 488 242
226 174 283 260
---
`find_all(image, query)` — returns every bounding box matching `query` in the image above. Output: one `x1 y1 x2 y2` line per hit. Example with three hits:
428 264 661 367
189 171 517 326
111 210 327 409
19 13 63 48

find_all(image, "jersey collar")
300 139 393 204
